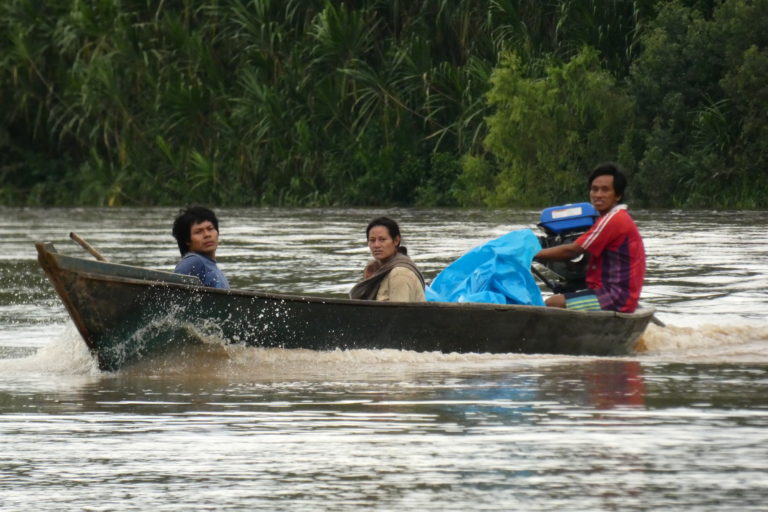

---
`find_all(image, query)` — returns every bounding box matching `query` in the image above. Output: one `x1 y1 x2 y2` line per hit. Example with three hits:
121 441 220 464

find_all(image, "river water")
1 207 767 511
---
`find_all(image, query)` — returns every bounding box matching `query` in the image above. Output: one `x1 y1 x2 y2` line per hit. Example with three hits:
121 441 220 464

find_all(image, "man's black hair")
172 206 219 256
588 162 627 202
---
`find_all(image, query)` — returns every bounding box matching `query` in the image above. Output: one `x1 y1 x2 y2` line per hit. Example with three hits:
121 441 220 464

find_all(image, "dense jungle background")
1 0 766 208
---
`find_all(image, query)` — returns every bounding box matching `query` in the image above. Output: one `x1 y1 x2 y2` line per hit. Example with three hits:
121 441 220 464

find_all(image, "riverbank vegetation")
1 0 766 208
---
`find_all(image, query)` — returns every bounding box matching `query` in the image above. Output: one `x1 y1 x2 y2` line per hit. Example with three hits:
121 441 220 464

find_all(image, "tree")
628 0 768 207
457 47 634 206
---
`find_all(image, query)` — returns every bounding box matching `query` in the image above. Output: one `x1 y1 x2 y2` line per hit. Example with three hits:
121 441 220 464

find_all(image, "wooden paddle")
69 232 108 262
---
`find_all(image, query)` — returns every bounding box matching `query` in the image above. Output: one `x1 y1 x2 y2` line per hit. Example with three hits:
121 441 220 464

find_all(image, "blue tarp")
425 229 544 306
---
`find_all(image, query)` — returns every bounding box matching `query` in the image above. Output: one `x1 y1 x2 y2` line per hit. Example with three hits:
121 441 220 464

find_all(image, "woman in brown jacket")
349 217 425 302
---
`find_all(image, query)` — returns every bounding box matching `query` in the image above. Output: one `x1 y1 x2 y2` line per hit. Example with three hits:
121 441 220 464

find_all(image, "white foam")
4 319 767 381
636 322 768 362
0 323 100 376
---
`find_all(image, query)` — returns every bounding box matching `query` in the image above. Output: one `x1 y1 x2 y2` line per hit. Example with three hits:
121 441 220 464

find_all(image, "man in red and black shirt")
535 163 645 313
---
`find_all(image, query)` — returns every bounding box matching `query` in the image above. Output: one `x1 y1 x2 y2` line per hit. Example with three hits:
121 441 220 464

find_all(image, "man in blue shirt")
171 206 230 289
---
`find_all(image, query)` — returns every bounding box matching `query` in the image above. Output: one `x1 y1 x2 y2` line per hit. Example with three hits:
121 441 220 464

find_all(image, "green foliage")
414 152 462 207
2 0 508 206
627 0 768 208
0 0 765 208
461 47 634 207
453 154 495 206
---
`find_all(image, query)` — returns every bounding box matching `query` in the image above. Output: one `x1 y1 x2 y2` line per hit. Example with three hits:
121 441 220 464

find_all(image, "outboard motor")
535 202 599 293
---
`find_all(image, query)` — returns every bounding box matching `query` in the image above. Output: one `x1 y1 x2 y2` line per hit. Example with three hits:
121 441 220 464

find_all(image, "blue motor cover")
539 202 598 234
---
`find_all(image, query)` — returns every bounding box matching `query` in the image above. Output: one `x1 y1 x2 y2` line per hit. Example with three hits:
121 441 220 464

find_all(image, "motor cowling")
536 202 598 293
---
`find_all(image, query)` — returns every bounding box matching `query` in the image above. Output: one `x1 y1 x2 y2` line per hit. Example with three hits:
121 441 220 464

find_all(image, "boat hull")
36 242 654 371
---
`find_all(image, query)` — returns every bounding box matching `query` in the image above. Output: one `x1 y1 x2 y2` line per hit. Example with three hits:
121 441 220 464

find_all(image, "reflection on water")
1 207 768 510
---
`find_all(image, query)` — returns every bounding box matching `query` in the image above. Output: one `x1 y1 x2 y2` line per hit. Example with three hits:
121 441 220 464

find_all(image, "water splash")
6 318 768 381
636 322 768 362
0 323 100 376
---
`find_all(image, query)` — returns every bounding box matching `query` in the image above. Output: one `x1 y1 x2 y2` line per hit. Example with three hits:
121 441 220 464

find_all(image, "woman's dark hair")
366 216 407 255
172 206 219 256
588 162 627 201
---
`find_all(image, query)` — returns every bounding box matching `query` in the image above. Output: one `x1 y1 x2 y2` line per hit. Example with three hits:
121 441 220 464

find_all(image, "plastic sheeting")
425 228 544 306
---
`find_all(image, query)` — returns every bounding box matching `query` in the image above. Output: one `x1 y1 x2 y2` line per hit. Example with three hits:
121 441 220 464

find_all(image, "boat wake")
120 341 556 382
0 324 100 377
636 322 768 362
3 318 767 381
124 320 768 376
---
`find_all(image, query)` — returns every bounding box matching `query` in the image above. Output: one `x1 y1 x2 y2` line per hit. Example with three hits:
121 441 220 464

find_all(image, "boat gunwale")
38 241 655 320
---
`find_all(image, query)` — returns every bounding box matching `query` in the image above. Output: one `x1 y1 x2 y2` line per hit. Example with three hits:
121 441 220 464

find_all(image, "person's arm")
534 242 585 262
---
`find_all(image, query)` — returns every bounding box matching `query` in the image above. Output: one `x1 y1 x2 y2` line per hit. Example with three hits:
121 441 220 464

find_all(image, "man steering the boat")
534 163 645 313
172 206 230 289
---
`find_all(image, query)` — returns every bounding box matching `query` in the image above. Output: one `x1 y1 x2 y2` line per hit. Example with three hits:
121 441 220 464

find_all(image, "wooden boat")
36 241 655 371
